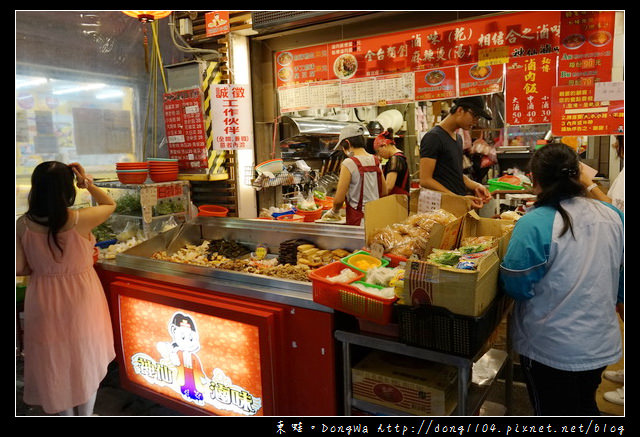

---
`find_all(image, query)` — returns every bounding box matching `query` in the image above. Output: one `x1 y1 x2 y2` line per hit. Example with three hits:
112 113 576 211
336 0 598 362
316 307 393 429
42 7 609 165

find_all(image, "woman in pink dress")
16 161 116 415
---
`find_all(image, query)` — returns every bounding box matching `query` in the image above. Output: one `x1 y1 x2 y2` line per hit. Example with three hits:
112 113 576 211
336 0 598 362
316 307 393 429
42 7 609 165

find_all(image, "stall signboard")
275 11 561 89
415 66 457 101
458 63 505 96
119 294 265 416
205 11 230 37
558 11 615 86
211 84 254 150
506 54 557 125
163 87 208 170
551 83 624 136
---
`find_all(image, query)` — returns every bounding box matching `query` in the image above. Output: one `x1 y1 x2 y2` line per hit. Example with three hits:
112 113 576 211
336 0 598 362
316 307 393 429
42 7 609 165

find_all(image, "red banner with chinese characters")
506 54 557 125
558 11 615 86
163 88 208 170
415 67 457 101
275 11 561 88
551 84 624 136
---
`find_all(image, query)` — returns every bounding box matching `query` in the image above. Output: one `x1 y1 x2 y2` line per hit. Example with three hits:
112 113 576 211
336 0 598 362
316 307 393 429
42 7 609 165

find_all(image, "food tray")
396 294 507 357
309 261 397 324
340 250 389 273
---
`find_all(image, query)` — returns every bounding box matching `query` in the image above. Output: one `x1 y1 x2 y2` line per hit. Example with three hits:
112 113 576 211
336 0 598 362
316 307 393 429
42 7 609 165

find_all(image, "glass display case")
92 180 192 243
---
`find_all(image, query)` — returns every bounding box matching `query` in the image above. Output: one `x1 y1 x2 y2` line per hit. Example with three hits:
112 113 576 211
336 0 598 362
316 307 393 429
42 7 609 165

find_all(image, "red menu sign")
415 67 457 101
163 88 208 170
551 84 624 136
458 63 504 96
275 11 561 88
205 11 230 37
558 11 615 86
506 54 557 125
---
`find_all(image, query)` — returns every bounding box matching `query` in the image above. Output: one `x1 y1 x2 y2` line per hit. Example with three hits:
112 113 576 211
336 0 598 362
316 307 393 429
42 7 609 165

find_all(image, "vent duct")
251 11 369 34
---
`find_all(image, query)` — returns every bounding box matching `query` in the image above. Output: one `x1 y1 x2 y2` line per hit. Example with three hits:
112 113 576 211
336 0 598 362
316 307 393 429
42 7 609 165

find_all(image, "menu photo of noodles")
333 54 358 80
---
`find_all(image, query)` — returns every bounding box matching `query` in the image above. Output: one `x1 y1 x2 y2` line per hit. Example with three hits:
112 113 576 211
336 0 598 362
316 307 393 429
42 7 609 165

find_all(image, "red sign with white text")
205 11 230 37
415 67 457 101
558 11 615 86
551 84 624 136
163 88 208 170
275 11 562 88
506 54 557 125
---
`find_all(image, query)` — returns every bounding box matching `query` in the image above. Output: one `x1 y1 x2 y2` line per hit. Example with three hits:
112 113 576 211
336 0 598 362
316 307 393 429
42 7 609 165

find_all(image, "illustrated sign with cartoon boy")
130 311 263 415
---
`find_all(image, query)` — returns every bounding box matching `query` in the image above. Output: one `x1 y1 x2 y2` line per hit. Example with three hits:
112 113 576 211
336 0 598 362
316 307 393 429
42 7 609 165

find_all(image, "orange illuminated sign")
119 294 265 416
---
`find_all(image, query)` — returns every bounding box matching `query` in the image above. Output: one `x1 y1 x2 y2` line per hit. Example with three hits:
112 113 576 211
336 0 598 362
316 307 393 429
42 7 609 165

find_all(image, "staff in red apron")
323 124 387 226
373 128 410 196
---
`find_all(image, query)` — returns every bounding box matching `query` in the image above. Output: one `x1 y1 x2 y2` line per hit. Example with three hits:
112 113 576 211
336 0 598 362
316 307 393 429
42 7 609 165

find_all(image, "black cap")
453 96 492 120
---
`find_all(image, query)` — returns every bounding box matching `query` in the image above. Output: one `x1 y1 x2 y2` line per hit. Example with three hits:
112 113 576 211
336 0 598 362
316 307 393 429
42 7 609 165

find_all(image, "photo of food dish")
278 67 293 82
469 64 491 80
588 30 611 47
425 70 445 86
333 54 358 80
562 33 586 49
277 51 293 66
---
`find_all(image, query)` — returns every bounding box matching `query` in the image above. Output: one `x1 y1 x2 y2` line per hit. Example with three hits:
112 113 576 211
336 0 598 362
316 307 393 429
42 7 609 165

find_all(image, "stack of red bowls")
148 158 179 182
116 162 148 184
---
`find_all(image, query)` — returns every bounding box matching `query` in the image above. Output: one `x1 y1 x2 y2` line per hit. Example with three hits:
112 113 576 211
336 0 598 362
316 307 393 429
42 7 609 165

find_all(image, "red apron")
388 152 410 196
345 156 384 226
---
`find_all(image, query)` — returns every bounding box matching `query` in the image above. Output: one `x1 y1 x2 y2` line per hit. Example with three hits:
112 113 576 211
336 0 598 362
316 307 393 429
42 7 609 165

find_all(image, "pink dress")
20 212 115 414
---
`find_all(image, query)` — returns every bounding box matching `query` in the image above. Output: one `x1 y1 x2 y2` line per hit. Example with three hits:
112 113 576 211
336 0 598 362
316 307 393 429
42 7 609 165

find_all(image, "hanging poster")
415 66 457 101
163 88 208 170
506 54 557 125
212 84 254 150
551 84 624 136
558 11 615 86
205 11 230 37
458 63 504 96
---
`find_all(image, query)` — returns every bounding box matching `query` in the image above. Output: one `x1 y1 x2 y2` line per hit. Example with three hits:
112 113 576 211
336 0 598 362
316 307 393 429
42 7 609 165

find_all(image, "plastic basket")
309 261 397 324
340 250 389 273
396 294 506 357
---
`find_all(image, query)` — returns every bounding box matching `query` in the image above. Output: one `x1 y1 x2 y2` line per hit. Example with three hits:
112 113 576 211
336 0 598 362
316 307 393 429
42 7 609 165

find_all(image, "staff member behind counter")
419 96 493 209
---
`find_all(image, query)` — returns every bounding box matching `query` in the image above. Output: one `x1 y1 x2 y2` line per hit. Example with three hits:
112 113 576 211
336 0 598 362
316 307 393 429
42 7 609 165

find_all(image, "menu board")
558 11 615 86
506 54 557 125
551 84 624 136
163 88 208 170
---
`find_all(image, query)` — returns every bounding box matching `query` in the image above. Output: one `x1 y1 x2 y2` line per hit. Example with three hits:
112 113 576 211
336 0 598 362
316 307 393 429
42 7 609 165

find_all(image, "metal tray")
115 217 366 294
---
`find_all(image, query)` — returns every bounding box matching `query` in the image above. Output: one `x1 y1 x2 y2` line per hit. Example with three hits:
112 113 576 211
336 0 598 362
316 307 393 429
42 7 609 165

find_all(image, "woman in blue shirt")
500 143 624 416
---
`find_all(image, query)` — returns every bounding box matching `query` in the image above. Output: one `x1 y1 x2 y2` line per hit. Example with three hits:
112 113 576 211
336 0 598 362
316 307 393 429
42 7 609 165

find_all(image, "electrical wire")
167 14 221 59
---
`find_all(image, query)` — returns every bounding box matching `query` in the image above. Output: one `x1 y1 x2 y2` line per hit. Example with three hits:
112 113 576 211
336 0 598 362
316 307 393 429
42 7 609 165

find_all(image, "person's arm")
70 163 116 234
464 175 492 203
328 163 352 215
384 171 398 194
579 167 612 203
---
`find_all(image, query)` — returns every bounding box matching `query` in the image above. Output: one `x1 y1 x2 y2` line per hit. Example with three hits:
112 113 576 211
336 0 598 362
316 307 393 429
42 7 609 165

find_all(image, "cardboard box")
364 190 472 258
459 210 515 260
351 350 458 416
405 250 500 316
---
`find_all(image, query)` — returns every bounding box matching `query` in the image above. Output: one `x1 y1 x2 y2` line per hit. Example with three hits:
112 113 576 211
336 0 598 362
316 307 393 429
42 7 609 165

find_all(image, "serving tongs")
164 223 202 256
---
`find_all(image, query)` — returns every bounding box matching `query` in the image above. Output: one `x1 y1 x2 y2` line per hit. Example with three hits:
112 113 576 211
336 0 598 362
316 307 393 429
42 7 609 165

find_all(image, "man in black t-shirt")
419 96 492 208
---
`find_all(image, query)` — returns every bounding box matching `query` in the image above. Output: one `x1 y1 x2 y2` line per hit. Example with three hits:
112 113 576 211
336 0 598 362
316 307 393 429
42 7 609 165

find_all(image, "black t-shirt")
419 125 466 195
383 152 410 193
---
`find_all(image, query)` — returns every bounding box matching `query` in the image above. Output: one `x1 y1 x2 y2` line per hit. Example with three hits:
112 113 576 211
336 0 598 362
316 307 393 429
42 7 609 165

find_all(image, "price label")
140 186 157 224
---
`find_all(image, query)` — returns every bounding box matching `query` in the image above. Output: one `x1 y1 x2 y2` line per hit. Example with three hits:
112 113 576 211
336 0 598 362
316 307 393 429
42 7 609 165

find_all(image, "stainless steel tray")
115 217 366 295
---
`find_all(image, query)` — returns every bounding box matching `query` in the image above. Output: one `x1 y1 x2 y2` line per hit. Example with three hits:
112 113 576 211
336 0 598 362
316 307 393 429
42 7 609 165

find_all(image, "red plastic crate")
309 261 397 324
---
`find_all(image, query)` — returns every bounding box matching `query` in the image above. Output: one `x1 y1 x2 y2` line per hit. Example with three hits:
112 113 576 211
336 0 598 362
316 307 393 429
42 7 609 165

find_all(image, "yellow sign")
478 46 510 67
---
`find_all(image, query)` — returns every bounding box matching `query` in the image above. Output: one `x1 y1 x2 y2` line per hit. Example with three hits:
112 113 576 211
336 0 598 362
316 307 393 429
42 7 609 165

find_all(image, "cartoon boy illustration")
157 312 206 405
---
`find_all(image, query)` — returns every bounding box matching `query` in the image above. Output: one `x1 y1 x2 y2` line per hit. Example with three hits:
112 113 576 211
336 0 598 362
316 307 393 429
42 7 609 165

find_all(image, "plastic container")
293 207 323 222
309 261 397 324
341 250 389 273
117 170 148 184
396 294 507 357
314 196 334 210
276 214 304 222
198 205 229 217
